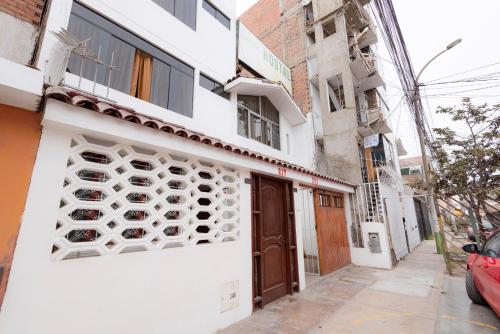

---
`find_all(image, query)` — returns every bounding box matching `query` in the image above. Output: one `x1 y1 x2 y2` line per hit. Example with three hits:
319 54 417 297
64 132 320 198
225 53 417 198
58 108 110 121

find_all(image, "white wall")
344 193 393 269
379 181 408 261
402 186 421 252
0 124 253 334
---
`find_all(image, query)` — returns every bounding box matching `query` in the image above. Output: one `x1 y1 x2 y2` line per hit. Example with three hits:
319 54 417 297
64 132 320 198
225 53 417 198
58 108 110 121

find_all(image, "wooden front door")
252 174 299 308
314 190 351 275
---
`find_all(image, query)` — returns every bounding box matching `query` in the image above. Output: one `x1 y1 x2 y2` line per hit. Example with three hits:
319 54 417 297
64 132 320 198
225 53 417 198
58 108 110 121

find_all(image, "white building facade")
0 1 354 333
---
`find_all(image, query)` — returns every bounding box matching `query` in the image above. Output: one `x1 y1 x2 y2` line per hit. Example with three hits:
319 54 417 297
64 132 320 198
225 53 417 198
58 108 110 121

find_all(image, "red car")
463 229 500 316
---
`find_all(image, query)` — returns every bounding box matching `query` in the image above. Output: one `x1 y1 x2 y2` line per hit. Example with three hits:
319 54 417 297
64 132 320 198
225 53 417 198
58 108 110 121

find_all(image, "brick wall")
240 0 311 113
0 0 46 25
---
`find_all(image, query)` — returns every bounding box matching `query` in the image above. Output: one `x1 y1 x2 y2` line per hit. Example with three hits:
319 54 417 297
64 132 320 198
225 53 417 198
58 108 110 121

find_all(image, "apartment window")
202 0 230 29
304 3 314 26
306 28 316 46
400 167 410 175
67 2 194 117
237 95 280 150
322 19 336 38
327 74 345 112
152 0 197 30
199 73 229 99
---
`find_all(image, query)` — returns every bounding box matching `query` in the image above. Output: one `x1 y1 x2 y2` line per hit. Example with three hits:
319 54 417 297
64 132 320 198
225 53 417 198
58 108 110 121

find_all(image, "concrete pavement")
218 241 499 334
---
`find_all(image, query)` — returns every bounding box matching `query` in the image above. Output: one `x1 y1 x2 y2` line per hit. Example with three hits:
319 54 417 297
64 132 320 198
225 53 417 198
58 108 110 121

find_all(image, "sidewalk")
218 241 498 334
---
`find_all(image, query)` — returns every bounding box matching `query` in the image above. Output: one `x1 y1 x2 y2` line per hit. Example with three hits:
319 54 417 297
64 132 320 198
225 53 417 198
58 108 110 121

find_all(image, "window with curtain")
237 95 280 150
66 2 194 117
152 0 197 30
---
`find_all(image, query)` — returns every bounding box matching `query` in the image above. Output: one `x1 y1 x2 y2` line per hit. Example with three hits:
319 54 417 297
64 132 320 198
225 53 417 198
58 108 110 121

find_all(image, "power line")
424 61 500 83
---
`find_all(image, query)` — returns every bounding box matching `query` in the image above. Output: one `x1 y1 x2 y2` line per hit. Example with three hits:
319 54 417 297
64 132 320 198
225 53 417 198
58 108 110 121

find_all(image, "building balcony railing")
350 45 375 80
357 107 391 137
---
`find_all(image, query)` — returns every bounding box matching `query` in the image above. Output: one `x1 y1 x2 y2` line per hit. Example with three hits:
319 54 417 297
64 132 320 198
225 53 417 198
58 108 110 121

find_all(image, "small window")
322 19 336 38
319 193 331 207
199 73 229 100
203 0 230 29
304 3 314 26
400 167 410 176
306 29 316 46
237 95 280 150
152 0 197 30
327 74 345 112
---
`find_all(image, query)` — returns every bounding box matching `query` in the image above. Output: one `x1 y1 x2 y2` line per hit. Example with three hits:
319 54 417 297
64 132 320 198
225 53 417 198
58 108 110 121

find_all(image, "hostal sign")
238 23 293 94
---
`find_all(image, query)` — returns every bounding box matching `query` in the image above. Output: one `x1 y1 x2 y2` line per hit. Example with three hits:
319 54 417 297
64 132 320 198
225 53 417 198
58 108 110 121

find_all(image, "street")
219 241 499 334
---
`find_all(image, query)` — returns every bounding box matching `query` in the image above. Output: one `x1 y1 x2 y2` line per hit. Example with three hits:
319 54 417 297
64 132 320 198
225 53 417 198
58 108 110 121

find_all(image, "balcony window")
66 2 194 117
237 95 280 150
152 0 197 30
202 0 230 29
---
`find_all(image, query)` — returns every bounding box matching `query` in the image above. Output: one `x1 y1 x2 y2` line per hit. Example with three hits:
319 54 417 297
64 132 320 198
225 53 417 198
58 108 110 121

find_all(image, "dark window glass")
237 95 280 150
202 0 230 29
202 0 216 16
400 168 410 176
152 0 175 14
237 106 248 137
152 0 197 30
67 2 194 117
199 73 229 100
67 14 111 86
169 67 194 117
151 59 171 109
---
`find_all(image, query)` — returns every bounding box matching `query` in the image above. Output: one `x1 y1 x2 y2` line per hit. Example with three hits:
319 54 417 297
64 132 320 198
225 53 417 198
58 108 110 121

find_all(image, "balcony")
356 24 378 49
357 107 391 137
350 45 384 92
344 0 371 31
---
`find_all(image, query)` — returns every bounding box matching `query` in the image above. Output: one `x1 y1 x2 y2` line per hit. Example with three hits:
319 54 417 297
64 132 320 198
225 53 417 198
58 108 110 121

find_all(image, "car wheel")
465 270 486 305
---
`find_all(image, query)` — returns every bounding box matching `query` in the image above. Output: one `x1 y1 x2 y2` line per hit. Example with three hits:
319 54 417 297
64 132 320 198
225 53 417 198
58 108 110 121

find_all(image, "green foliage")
430 98 499 223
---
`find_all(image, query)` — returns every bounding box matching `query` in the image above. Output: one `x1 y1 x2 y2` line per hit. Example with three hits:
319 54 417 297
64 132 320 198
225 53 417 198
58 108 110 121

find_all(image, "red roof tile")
45 86 354 188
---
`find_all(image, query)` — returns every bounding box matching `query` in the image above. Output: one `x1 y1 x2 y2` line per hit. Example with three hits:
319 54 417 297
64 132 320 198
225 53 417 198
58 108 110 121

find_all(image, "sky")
237 0 500 157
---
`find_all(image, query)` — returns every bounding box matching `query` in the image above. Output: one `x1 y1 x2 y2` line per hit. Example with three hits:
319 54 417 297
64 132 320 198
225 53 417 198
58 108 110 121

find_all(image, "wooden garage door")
314 190 351 275
252 174 299 308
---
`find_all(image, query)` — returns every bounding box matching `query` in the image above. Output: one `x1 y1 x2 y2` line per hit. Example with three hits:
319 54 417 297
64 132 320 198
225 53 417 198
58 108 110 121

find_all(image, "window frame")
199 73 230 100
68 2 195 117
237 96 281 150
202 0 230 29
151 0 197 30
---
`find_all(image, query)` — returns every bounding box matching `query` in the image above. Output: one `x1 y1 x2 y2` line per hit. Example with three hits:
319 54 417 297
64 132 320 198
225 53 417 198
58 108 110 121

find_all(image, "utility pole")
413 39 462 254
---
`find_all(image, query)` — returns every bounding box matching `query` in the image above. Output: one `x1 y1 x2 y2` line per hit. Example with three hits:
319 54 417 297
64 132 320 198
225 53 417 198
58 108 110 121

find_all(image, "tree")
430 98 499 230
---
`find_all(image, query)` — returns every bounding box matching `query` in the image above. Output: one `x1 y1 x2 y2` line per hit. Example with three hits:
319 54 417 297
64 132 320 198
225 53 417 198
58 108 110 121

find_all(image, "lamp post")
413 38 462 254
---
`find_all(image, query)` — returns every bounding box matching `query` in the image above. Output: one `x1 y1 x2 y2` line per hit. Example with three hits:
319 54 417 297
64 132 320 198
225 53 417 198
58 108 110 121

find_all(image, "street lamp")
413 38 462 255
416 38 462 82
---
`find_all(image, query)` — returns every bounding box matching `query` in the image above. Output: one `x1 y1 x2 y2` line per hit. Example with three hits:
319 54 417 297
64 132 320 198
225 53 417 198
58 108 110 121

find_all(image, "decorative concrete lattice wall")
52 135 240 260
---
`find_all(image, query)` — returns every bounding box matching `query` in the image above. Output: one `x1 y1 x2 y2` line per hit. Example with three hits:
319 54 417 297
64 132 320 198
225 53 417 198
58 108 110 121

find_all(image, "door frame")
251 173 299 310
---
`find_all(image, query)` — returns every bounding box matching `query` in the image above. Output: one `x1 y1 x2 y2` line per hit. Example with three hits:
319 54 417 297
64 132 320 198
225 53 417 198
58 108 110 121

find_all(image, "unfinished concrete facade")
241 0 388 185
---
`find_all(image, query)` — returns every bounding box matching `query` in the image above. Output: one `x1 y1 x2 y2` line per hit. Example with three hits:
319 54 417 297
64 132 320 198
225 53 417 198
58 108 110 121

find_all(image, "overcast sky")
237 1 500 157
